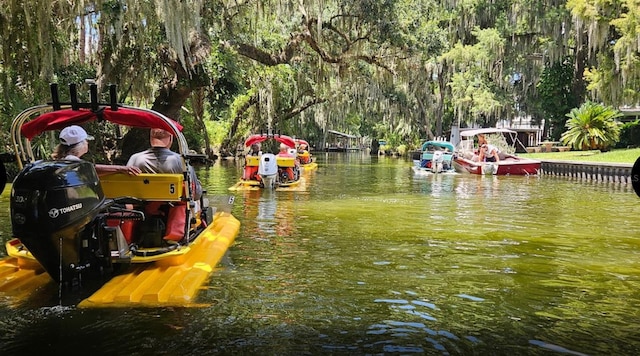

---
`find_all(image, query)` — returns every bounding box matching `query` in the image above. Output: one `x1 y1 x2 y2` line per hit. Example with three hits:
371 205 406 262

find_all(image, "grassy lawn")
519 148 640 164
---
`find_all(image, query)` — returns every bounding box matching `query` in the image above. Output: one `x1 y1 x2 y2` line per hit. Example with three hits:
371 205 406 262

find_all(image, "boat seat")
100 173 190 246
246 156 260 167
277 156 296 167
100 173 185 201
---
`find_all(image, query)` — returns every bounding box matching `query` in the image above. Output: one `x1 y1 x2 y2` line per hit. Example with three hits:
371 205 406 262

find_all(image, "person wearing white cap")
53 125 141 176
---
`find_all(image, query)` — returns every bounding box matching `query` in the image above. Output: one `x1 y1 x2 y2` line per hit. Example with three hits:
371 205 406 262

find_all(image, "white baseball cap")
59 125 94 146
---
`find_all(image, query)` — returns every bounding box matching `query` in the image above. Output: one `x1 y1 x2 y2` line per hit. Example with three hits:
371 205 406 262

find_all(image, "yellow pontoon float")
229 133 307 191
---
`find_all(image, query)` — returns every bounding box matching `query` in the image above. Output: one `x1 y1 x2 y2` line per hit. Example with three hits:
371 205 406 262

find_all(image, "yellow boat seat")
100 173 185 201
246 156 260 167
100 173 198 246
276 156 296 167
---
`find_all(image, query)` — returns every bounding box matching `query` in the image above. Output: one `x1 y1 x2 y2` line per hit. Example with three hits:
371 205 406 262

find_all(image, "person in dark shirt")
127 128 182 173
127 128 202 199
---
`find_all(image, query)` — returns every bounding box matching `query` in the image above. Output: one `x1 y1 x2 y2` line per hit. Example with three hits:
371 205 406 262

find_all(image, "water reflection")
1 155 640 355
241 189 298 239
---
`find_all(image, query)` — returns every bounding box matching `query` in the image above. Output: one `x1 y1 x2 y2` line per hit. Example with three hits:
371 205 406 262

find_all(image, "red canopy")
295 139 310 147
244 134 296 148
20 107 183 140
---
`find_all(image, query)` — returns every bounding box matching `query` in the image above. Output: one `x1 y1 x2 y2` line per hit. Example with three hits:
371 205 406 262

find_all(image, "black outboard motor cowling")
11 160 106 283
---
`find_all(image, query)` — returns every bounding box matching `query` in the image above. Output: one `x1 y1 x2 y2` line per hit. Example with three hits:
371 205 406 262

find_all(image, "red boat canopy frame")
295 139 310 147
11 104 189 173
244 134 296 149
21 107 183 140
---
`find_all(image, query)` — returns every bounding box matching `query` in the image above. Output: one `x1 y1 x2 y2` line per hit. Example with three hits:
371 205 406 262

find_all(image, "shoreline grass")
519 148 640 164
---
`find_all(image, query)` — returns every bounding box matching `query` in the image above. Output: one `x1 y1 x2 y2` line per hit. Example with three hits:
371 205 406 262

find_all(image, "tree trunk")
192 88 213 158
120 81 193 161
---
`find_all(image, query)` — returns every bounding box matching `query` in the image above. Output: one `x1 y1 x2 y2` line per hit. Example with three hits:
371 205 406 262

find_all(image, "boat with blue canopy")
412 140 456 175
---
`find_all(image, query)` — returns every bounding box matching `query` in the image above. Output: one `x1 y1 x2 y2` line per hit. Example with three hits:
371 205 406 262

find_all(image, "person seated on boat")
248 143 261 156
244 143 261 180
441 149 452 170
479 143 500 163
297 143 311 164
52 125 141 177
127 128 202 200
277 143 293 157
277 142 296 180
128 128 204 243
476 134 500 163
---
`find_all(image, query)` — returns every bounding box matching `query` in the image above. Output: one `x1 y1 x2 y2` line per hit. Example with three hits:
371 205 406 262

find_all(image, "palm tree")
560 102 622 151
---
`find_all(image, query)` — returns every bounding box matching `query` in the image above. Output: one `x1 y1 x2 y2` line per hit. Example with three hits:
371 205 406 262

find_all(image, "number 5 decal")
170 183 175 194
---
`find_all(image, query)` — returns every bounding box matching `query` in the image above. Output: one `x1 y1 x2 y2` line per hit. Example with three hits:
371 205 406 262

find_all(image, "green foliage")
206 48 246 120
206 119 231 146
536 57 580 140
441 28 506 124
560 101 622 151
5 0 640 158
521 147 640 164
616 120 640 148
179 114 203 151
570 0 640 104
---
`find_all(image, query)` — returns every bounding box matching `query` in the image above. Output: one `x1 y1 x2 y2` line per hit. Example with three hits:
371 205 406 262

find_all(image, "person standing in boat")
53 125 141 176
477 134 500 163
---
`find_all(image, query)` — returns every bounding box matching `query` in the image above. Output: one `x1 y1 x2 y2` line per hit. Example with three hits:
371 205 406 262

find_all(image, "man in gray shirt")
127 128 182 173
128 128 202 199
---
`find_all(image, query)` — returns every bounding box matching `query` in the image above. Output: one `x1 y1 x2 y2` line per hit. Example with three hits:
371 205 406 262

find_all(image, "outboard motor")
11 160 107 283
431 151 444 173
481 162 498 175
258 153 278 188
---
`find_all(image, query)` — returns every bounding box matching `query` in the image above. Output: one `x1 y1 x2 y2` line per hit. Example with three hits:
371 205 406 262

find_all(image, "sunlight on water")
1 153 640 355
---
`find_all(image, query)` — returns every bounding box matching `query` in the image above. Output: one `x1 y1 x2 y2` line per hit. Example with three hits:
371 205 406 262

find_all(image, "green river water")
1 152 639 355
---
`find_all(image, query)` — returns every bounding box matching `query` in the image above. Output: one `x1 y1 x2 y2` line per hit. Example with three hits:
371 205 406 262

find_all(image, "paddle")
0 161 6 196
633 156 640 198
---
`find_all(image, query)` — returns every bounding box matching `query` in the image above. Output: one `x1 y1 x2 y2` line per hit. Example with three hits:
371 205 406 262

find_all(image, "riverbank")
540 160 632 183
520 149 636 183
520 147 640 164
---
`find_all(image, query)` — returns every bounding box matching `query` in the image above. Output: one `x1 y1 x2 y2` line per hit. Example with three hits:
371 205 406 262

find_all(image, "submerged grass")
519 148 640 164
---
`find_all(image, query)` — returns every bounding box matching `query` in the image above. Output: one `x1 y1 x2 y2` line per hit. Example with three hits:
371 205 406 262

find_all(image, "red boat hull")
453 157 541 175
